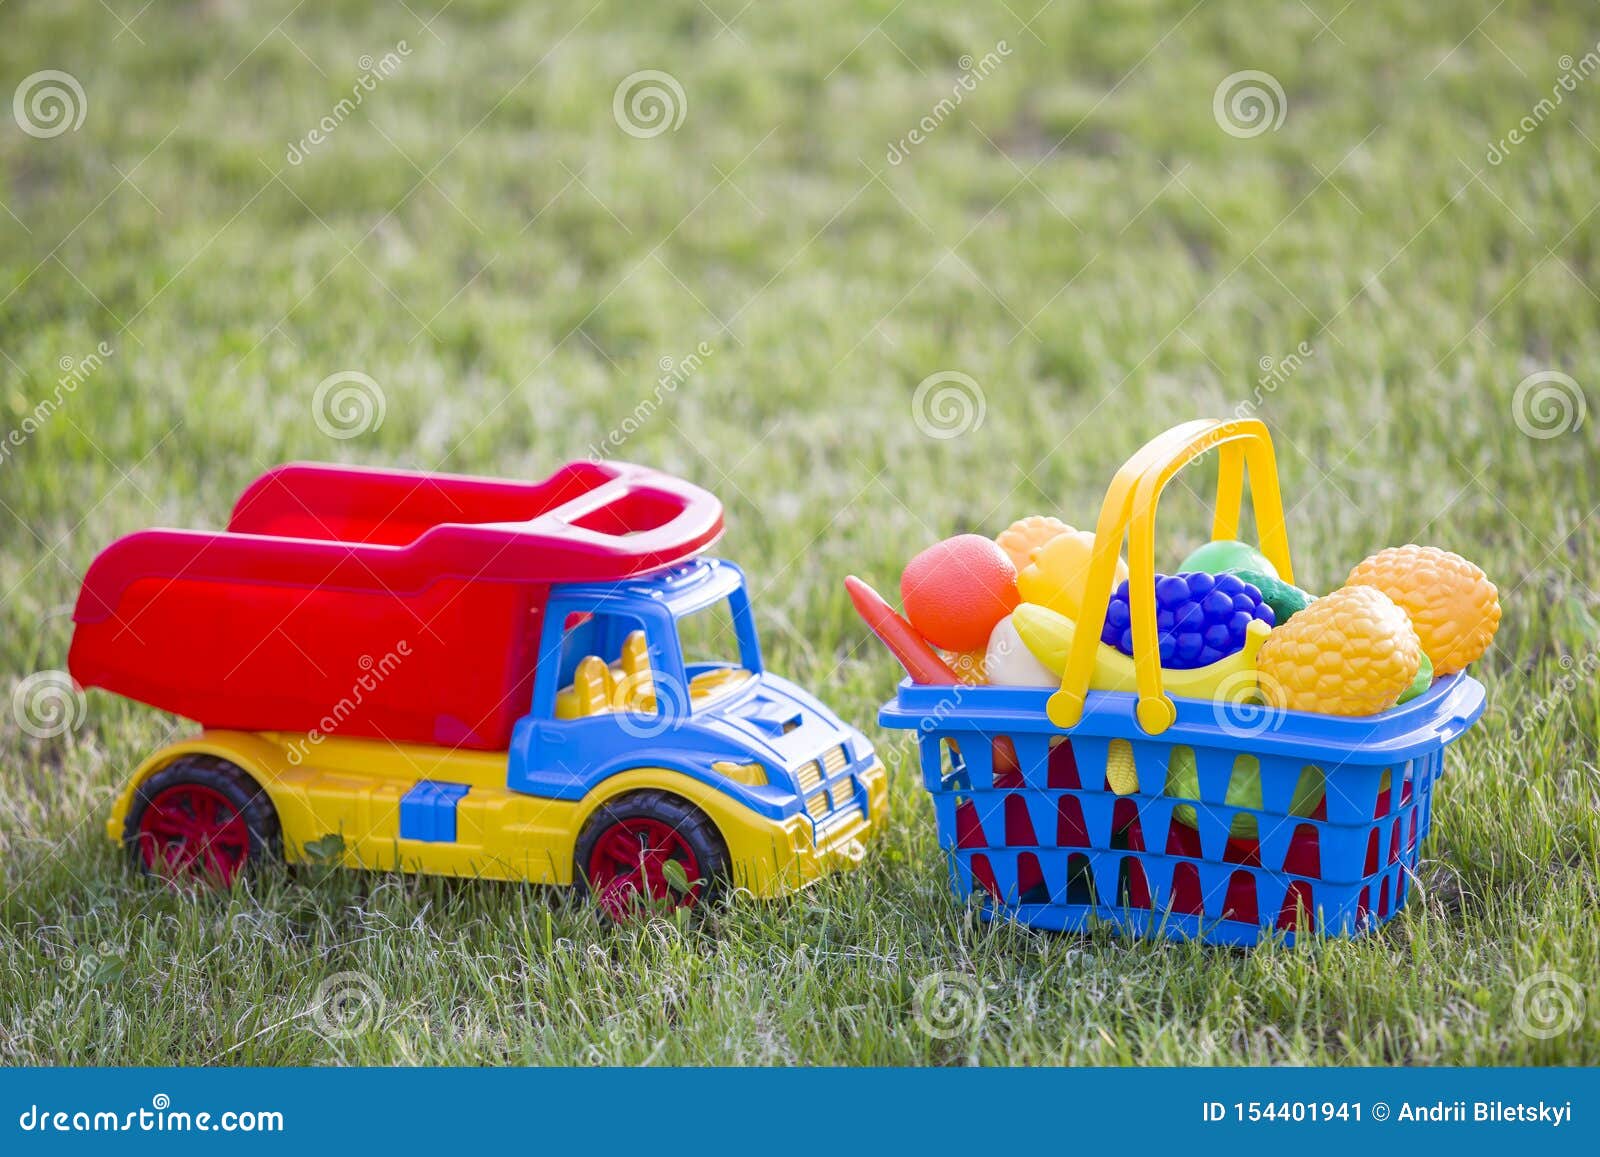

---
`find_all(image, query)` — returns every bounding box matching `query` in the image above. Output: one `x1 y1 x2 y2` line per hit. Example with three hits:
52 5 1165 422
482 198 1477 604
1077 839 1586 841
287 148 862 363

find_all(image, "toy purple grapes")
1100 571 1275 668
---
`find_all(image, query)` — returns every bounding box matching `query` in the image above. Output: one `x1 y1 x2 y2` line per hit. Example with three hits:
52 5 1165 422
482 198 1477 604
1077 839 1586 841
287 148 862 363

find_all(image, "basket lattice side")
918 726 1444 946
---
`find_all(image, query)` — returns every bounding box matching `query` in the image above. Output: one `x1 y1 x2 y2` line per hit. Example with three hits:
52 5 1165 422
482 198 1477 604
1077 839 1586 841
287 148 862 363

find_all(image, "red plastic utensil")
844 575 958 685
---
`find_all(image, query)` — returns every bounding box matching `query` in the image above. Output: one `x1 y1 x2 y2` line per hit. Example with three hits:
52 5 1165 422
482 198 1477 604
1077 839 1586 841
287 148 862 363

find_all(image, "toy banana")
1011 602 1268 702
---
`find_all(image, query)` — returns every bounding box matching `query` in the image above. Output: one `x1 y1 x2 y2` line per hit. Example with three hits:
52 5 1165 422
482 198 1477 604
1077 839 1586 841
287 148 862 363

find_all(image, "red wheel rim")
136 783 251 885
586 817 702 919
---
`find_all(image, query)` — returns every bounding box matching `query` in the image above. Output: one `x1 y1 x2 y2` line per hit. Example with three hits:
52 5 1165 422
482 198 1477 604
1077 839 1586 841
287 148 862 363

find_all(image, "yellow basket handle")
1045 418 1295 735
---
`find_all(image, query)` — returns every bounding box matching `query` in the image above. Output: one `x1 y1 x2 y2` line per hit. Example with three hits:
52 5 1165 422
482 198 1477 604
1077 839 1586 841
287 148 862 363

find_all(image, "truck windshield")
676 596 755 708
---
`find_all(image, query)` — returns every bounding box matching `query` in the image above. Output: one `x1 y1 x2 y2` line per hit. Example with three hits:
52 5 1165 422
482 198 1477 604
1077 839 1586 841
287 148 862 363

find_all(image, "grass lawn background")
2 0 1597 1064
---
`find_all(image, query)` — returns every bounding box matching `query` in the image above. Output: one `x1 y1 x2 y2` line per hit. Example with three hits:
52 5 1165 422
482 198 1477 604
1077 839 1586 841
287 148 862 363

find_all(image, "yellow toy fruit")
941 647 989 685
1345 545 1500 675
1010 602 1267 703
1016 530 1128 622
1105 739 1139 795
995 515 1074 572
1256 585 1422 716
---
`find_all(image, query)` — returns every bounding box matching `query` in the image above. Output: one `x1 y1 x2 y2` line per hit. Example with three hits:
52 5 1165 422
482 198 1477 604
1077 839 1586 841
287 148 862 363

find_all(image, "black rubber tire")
123 755 282 883
572 789 729 916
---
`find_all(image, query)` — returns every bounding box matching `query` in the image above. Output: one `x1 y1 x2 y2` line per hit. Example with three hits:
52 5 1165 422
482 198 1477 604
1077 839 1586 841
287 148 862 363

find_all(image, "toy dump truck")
70 460 884 916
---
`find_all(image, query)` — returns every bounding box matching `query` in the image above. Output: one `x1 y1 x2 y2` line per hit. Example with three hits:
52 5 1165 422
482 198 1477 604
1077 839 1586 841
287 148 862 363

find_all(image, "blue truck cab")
511 558 887 900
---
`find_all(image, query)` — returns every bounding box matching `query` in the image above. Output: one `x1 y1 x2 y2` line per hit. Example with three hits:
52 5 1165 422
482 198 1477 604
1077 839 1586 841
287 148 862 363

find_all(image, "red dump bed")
68 460 724 750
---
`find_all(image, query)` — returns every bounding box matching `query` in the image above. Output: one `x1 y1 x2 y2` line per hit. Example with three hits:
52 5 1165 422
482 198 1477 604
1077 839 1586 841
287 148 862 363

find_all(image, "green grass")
3 0 1599 1065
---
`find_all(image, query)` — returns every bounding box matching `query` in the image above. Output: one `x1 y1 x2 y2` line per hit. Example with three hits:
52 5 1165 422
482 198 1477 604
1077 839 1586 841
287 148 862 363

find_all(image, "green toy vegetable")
1166 750 1324 835
1397 651 1433 704
1230 568 1316 624
1179 539 1278 579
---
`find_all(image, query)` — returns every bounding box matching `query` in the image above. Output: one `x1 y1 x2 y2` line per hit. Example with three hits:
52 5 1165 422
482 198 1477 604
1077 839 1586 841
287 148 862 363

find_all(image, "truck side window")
553 610 659 720
557 611 650 687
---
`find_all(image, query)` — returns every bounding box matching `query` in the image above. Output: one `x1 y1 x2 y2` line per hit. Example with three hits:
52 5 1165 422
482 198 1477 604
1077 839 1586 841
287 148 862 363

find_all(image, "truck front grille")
795 759 823 793
796 745 857 828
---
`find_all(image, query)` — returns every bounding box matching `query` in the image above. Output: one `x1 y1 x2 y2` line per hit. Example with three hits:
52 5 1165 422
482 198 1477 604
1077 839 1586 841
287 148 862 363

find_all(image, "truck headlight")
711 759 767 786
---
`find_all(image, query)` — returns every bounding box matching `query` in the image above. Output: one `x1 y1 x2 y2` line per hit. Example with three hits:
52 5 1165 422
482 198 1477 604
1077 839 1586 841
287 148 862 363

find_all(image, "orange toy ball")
901 534 1020 652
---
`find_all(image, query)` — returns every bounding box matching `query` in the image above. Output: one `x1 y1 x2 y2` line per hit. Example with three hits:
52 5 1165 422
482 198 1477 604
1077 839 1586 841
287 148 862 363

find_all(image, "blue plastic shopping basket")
877 420 1487 946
